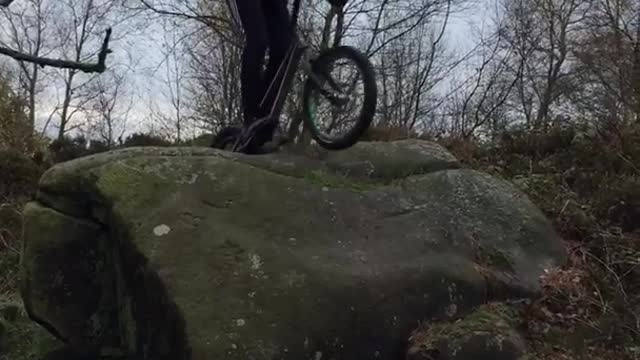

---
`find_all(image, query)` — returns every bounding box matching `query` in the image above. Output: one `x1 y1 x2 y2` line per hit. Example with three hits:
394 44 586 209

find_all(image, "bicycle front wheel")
302 46 377 150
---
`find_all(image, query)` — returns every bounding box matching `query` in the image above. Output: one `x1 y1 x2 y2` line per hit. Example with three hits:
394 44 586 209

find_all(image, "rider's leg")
233 0 268 127
230 0 287 154
260 0 293 119
242 0 293 148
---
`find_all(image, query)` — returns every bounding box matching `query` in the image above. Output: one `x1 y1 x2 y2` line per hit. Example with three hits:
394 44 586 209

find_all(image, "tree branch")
0 28 113 73
0 0 15 7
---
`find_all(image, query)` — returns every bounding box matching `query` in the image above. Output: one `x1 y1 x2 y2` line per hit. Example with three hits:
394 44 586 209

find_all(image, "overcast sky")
29 0 495 139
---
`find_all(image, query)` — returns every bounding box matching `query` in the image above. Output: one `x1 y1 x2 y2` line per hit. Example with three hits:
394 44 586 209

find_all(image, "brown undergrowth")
438 123 640 359
0 148 49 297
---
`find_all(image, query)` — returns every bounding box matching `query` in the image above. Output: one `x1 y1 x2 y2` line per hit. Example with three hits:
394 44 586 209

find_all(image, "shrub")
122 133 172 147
0 148 45 201
87 139 110 154
496 125 576 159
0 76 39 156
47 136 91 163
443 122 640 358
360 125 417 142
0 148 45 295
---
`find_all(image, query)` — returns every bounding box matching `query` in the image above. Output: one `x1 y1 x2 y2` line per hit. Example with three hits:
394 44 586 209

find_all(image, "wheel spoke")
311 59 363 138
303 47 377 150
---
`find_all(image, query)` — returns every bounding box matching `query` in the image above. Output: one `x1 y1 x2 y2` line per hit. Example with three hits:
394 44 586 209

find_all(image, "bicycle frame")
258 0 343 122
226 0 348 152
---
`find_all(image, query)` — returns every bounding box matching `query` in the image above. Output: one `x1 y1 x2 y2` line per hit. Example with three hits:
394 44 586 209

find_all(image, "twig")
617 152 640 174
0 230 19 255
0 0 14 7
558 199 571 217
0 28 113 73
590 280 608 315
585 251 629 301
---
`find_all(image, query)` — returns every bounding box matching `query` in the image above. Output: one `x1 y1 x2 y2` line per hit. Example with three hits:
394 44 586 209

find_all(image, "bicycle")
212 0 378 153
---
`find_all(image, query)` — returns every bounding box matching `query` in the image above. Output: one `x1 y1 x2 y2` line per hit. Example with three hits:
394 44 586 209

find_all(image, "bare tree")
497 0 591 130
123 0 237 45
367 0 474 136
47 0 121 140
570 0 639 125
184 0 243 133
0 67 34 153
288 0 469 142
147 25 193 142
84 64 135 147
0 1 112 75
445 11 524 139
0 0 52 129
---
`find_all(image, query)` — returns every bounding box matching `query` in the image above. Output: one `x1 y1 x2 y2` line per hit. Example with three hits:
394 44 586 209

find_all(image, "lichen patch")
153 224 171 236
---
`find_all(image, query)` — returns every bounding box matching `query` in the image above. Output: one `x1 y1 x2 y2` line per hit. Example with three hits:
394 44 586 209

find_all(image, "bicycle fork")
231 43 347 153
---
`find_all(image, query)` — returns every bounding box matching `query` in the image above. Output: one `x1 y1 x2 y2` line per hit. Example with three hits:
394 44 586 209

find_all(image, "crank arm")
307 71 348 106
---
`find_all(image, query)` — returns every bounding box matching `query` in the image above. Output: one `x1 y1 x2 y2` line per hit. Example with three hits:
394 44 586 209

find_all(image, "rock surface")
20 140 565 360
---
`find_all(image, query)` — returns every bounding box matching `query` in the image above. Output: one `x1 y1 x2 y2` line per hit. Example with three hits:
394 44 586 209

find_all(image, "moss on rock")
407 303 526 360
322 139 461 182
304 169 376 191
21 202 116 355
0 298 61 360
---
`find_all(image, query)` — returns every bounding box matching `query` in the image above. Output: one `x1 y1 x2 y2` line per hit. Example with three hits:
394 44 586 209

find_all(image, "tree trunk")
27 62 39 130
57 71 76 141
634 6 640 122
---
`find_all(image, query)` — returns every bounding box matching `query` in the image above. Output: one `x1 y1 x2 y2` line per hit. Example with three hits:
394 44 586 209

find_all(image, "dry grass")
436 125 640 359
0 148 46 297
0 202 24 296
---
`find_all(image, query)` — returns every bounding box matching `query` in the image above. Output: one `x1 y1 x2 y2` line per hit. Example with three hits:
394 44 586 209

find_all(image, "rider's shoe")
238 116 279 154
245 141 279 155
211 126 242 149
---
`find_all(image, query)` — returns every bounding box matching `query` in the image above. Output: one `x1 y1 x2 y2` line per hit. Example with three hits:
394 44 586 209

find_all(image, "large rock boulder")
20 140 565 360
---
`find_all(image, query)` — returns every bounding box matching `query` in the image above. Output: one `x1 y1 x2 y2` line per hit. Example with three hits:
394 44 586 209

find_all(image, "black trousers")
230 0 292 130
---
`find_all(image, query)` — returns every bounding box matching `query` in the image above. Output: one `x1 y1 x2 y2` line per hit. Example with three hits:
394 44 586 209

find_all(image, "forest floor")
439 125 640 360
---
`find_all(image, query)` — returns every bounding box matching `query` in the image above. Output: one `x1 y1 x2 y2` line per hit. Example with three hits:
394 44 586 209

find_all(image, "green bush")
87 139 110 154
496 125 575 159
0 149 45 201
0 75 33 155
0 148 43 295
359 125 418 142
47 136 114 163
122 133 172 147
47 136 91 163
44 133 175 164
447 122 640 356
